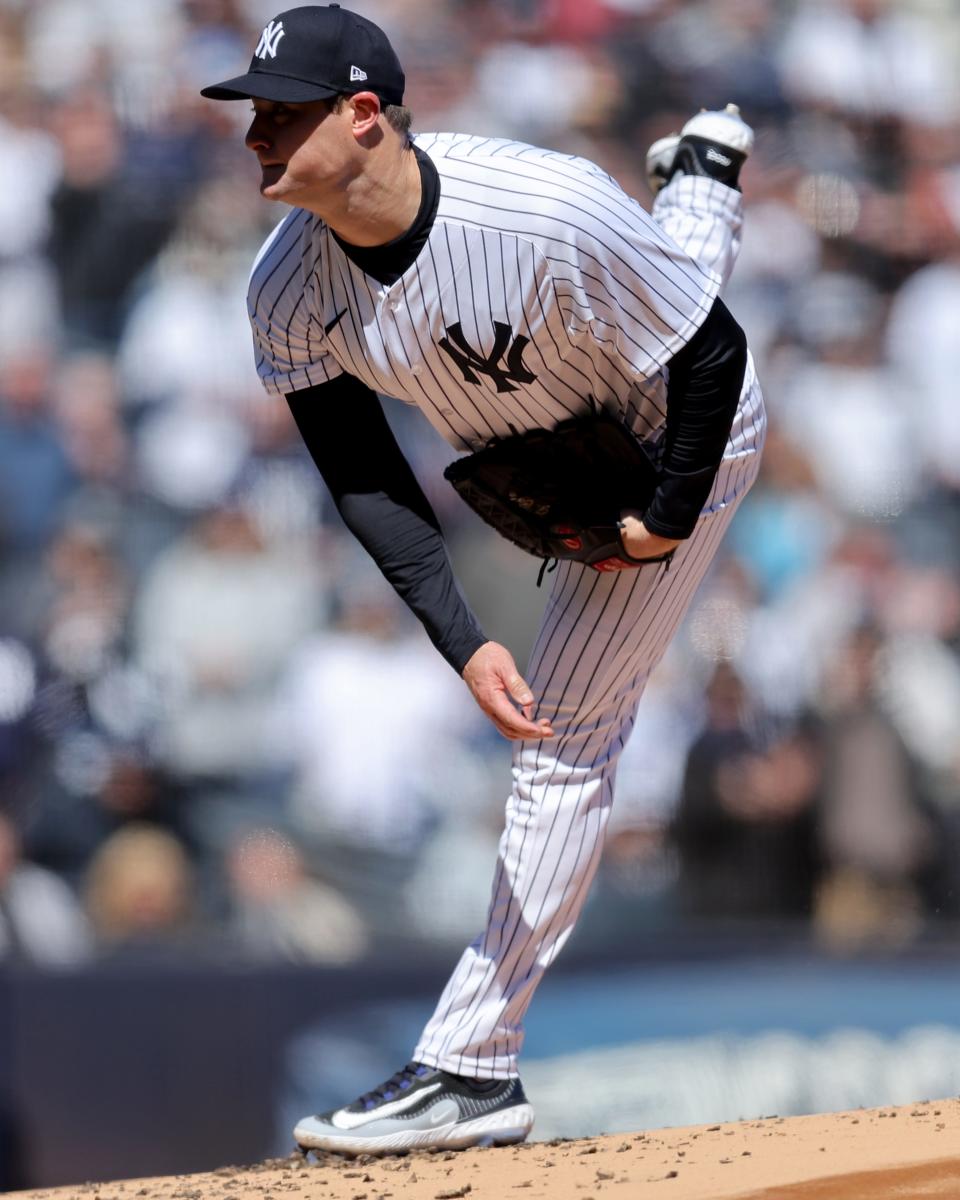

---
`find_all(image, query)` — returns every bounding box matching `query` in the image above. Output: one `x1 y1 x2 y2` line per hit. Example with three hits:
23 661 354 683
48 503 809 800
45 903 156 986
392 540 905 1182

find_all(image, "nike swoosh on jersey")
330 1081 443 1129
323 308 347 336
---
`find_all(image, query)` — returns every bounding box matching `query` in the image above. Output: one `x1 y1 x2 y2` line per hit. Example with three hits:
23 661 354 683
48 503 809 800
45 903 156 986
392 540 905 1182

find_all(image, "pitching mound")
11 1098 960 1200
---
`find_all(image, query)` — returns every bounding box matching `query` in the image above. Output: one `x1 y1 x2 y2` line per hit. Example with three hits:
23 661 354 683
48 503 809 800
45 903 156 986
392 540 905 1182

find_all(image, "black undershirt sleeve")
642 296 748 540
286 377 488 674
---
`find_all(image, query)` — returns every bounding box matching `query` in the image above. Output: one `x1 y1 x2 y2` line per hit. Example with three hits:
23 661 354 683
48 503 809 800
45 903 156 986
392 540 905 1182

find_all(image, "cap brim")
200 73 340 102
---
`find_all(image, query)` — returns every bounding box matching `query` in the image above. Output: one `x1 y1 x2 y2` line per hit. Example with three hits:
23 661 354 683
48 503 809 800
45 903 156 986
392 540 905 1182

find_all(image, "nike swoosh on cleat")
324 308 347 336
330 1082 443 1129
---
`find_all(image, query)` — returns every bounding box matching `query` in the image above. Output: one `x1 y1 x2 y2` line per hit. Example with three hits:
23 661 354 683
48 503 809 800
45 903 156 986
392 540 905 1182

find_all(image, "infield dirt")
11 1097 960 1200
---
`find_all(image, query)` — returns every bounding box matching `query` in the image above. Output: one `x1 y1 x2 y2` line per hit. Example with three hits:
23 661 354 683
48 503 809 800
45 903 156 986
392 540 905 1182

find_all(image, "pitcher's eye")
251 103 292 119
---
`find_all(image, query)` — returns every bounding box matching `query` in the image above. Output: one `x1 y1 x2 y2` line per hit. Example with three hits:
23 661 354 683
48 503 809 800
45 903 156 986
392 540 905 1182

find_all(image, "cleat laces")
359 1062 430 1110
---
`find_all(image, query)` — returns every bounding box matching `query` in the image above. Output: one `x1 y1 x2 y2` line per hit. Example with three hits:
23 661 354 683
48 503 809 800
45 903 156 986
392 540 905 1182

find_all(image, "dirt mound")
11 1098 960 1200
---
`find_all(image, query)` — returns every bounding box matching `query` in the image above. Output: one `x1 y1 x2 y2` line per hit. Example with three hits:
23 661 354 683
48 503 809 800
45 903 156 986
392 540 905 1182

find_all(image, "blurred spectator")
0 811 92 966
83 823 196 951
0 88 60 261
671 663 821 919
46 351 175 574
778 0 959 127
727 427 839 602
135 399 253 516
776 271 922 522
402 812 505 947
20 0 183 100
885 257 960 491
25 749 187 887
0 352 73 567
53 353 129 493
279 568 474 858
470 37 606 143
41 522 129 683
176 0 255 100
45 87 138 346
133 501 322 813
118 177 268 410
642 0 790 120
276 563 480 928
812 624 945 952
223 826 369 964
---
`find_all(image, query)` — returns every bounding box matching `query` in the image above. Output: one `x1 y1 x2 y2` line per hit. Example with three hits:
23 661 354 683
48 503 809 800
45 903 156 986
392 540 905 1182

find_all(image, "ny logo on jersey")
439 322 537 394
256 19 285 59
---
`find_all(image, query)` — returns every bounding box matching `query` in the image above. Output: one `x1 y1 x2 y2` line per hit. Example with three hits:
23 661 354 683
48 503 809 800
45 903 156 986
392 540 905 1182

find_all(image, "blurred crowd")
1 0 960 969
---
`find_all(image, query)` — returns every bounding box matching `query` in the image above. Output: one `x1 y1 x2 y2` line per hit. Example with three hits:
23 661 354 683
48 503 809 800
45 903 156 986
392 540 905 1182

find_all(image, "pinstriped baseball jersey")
247 133 725 451
244 131 766 1087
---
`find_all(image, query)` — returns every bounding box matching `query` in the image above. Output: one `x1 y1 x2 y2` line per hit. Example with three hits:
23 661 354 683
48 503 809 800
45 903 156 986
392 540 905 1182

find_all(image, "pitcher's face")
244 97 358 206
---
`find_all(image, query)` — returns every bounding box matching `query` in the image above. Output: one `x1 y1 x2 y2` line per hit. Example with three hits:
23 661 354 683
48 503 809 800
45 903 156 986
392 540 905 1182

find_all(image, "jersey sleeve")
651 175 744 290
247 212 345 398
549 166 722 382
287 378 488 674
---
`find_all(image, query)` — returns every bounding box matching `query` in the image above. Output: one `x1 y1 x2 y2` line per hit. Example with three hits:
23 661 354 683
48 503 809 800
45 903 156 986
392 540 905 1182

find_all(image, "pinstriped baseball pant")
414 375 765 1079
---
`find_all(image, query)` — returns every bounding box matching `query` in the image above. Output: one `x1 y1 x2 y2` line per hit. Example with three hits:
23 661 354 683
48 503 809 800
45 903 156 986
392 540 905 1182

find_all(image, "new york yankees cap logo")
255 19 286 60
200 4 404 106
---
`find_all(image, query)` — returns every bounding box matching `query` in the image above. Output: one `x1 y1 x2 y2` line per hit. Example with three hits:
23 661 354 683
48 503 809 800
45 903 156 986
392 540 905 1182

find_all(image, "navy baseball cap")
200 4 404 105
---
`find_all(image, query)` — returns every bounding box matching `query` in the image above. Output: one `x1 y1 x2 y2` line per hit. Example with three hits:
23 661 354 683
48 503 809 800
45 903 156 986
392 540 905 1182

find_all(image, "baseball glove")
443 407 669 579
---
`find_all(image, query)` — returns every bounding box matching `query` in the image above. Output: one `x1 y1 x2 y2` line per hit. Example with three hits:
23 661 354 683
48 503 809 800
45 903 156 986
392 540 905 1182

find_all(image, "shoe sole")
295 1102 535 1155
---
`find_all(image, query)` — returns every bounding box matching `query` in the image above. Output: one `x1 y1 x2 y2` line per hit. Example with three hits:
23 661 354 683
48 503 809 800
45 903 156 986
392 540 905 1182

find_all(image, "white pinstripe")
246 139 766 1079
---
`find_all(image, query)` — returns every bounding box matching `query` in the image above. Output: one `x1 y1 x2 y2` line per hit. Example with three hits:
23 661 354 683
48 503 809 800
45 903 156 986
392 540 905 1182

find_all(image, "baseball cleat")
681 102 754 156
647 103 754 193
645 133 681 195
294 1062 535 1155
